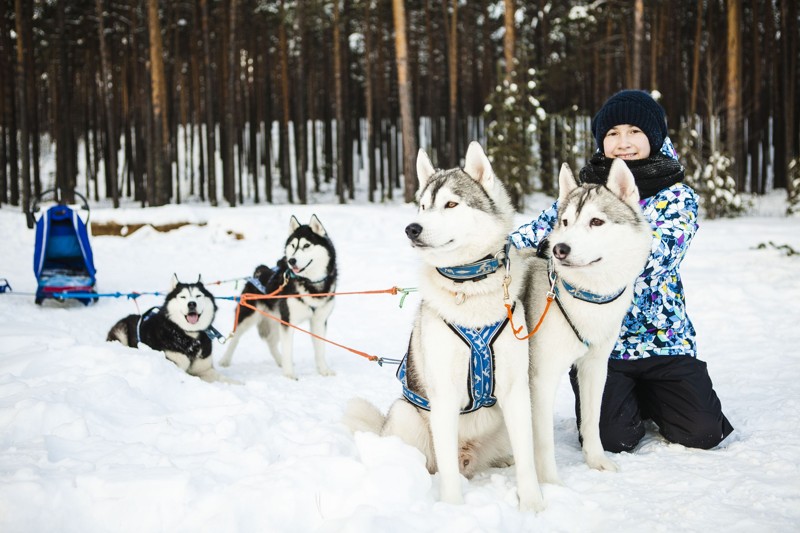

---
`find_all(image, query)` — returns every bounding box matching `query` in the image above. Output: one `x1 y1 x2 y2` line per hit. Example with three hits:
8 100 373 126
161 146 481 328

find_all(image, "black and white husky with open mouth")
219 215 337 380
107 275 235 383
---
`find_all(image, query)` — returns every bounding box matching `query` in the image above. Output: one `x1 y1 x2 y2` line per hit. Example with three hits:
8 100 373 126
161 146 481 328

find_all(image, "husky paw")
283 372 298 381
317 367 336 377
519 493 546 513
586 454 618 473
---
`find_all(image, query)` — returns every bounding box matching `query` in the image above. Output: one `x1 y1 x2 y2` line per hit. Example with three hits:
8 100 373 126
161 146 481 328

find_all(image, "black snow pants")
569 355 734 453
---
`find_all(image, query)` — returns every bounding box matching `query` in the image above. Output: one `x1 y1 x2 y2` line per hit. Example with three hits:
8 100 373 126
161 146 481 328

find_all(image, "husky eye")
445 201 458 209
590 218 605 227
302 243 310 250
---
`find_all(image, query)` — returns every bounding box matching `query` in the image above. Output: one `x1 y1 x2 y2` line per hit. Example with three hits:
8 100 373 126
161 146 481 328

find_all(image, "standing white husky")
345 142 544 512
527 160 651 484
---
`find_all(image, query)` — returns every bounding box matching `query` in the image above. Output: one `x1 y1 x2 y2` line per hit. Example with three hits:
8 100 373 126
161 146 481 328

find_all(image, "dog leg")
190 357 242 385
310 313 334 376
279 325 297 380
164 350 191 372
499 382 545 512
575 354 618 472
531 360 564 485
219 313 258 367
382 400 436 474
429 395 464 504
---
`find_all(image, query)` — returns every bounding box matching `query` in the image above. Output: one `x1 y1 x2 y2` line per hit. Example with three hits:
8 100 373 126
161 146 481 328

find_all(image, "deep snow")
1 191 799 532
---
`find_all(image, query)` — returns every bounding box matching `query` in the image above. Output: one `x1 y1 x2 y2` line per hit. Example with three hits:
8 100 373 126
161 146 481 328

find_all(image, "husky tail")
343 398 386 434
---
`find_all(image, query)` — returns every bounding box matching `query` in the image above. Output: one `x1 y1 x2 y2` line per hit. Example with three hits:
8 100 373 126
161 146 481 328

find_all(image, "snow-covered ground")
1 191 799 532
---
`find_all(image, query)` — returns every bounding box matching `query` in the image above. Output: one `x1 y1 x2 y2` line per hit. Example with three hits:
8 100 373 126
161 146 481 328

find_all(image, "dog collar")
436 251 504 283
548 259 626 304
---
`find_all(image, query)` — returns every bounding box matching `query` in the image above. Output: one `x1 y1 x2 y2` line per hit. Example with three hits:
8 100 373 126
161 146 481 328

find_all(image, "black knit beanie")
592 90 668 154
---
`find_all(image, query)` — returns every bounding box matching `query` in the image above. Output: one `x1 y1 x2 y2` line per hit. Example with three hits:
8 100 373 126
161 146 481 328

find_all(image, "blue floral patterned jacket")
509 183 699 360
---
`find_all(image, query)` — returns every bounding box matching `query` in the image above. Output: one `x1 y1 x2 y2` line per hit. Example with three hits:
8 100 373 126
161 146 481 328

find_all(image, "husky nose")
288 257 297 266
405 223 422 240
188 301 197 311
553 243 571 260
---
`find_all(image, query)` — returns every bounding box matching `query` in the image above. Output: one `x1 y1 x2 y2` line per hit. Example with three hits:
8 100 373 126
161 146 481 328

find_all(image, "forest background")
0 0 798 215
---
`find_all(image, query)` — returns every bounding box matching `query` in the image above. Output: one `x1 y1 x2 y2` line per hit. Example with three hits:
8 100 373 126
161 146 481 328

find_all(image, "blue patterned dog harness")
396 306 513 414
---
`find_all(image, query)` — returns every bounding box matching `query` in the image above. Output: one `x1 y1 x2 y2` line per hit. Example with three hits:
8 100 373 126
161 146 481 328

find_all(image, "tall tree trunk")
0 0 8 205
363 0 376 202
147 0 169 206
632 0 643 88
503 0 515 80
726 0 743 188
333 0 345 203
14 0 30 210
295 0 308 204
199 0 217 205
447 0 458 166
393 0 417 202
690 0 703 116
56 0 74 200
223 0 238 206
96 0 119 207
279 0 293 202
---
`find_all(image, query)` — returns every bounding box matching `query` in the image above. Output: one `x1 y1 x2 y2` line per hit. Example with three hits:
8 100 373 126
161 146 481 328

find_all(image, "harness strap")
136 306 160 345
397 305 513 414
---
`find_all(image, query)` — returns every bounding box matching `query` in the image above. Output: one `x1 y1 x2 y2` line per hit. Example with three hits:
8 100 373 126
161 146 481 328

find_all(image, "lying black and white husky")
107 275 233 383
219 215 337 380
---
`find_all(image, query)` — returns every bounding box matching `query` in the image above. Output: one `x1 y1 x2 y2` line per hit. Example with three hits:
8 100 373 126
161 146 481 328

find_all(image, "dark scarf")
579 152 684 199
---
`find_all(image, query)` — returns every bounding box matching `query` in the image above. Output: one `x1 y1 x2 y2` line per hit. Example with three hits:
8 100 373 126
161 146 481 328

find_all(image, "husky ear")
196 274 203 284
308 214 327 237
416 149 435 191
606 159 641 205
557 163 579 204
171 273 180 290
463 142 495 190
289 215 301 233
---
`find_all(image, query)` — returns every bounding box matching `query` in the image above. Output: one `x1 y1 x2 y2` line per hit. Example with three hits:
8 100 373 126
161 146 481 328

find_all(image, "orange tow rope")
505 293 554 340
230 280 409 363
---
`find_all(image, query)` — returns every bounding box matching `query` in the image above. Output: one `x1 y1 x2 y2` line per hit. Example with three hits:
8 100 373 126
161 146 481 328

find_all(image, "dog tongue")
186 313 199 324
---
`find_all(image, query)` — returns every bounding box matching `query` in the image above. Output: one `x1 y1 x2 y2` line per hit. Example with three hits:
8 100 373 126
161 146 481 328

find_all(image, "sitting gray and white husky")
107 274 233 383
527 160 651 485
219 215 337 380
345 142 544 511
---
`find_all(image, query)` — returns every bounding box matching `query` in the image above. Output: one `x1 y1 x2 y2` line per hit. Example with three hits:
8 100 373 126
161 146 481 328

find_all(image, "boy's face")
603 124 651 160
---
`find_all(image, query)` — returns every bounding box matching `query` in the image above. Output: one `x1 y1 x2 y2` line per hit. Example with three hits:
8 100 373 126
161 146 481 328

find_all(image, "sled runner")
27 189 97 305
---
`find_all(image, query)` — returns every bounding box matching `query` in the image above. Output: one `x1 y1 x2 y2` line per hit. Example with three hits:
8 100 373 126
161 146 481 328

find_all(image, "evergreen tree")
678 119 748 219
787 158 800 216
483 64 546 210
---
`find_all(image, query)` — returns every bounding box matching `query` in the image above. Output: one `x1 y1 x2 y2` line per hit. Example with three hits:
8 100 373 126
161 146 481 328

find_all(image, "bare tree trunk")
447 0 458 165
199 0 217 205
56 0 74 200
503 0 515 80
726 0 743 188
363 0 376 202
96 0 119 207
222 0 238 206
690 0 703 116
333 0 345 203
279 0 293 202
147 0 169 206
14 0 30 210
393 0 417 202
632 0 643 88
